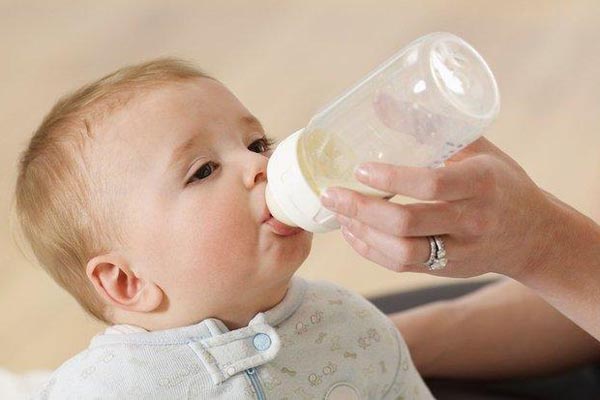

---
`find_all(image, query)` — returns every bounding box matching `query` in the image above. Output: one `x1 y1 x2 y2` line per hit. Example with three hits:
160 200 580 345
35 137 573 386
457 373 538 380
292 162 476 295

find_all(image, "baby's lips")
265 216 304 236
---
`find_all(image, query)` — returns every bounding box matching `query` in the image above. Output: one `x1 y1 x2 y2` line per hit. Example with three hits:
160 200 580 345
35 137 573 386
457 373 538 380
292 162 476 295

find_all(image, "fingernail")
355 165 370 181
320 189 337 209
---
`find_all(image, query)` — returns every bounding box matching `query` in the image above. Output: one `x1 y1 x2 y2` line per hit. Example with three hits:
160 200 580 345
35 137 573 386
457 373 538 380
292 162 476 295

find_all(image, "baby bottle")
265 32 500 233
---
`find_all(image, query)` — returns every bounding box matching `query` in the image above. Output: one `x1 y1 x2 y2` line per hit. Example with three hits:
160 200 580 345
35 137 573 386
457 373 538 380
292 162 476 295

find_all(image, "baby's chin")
273 230 312 259
264 238 312 278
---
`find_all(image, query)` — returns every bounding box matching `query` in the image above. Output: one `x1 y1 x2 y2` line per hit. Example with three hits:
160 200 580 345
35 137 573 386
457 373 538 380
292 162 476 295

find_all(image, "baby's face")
94 78 312 328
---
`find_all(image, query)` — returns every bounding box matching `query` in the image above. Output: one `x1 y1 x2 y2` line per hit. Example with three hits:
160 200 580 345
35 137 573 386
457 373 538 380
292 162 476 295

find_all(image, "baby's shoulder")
32 343 174 399
303 279 380 309
298 279 395 331
32 347 110 399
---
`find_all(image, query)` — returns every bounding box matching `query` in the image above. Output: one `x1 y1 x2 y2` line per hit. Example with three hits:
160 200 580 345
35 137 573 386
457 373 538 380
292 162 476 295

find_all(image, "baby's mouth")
263 213 304 236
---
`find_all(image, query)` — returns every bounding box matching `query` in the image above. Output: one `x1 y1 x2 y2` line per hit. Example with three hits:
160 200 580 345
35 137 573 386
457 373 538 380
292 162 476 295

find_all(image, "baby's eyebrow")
167 114 265 173
168 135 199 173
240 114 265 133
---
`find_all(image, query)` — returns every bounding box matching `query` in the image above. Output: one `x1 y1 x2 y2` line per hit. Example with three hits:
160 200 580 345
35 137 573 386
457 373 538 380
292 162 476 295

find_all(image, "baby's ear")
86 252 163 313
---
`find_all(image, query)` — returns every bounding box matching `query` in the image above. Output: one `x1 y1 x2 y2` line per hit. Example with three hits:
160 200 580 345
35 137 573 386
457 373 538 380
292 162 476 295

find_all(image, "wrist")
511 191 600 290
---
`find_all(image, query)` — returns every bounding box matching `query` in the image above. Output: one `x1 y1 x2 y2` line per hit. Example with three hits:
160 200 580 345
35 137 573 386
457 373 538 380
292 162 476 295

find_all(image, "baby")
15 58 433 399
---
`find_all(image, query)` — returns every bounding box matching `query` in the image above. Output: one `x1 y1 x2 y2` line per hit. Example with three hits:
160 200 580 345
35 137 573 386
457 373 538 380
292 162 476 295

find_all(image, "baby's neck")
215 283 289 330
110 278 292 332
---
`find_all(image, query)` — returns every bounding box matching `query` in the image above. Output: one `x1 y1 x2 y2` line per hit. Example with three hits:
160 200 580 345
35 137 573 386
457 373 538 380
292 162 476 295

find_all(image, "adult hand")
319 137 557 279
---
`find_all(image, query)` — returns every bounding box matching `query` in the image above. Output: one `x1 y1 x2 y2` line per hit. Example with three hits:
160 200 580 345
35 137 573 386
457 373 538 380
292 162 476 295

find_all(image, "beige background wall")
1 1 599 372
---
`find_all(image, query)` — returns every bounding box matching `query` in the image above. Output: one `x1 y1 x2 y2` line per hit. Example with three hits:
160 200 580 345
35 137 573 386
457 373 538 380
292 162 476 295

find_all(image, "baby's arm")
389 279 600 379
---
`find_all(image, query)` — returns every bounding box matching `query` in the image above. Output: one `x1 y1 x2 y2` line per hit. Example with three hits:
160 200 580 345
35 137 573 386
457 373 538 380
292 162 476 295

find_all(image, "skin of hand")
319 137 558 280
320 135 600 365
389 279 600 379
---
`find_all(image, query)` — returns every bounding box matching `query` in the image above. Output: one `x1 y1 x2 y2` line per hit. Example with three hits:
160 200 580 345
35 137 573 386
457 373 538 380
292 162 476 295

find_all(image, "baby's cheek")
186 212 258 271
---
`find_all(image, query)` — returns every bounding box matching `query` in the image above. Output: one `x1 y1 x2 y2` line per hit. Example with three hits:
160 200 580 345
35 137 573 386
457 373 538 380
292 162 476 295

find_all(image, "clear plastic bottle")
266 32 500 233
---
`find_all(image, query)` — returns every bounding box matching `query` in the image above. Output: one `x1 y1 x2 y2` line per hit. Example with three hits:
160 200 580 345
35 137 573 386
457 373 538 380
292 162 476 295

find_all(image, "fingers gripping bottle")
265 32 500 233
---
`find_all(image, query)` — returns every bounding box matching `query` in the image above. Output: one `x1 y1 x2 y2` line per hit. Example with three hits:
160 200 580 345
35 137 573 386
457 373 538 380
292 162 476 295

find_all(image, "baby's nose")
253 170 266 185
244 156 267 189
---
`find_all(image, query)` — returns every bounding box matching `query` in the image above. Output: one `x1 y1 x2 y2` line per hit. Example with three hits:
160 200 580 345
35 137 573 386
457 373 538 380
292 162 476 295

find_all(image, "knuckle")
354 238 371 257
467 213 490 235
341 194 360 218
392 207 415 236
353 195 369 219
380 169 396 192
424 169 445 199
401 266 417 274
476 161 498 195
391 261 407 273
401 241 421 263
350 218 368 237
452 202 468 224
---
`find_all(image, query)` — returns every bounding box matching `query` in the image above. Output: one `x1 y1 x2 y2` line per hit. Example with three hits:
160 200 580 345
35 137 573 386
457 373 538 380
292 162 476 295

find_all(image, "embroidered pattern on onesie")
33 277 433 399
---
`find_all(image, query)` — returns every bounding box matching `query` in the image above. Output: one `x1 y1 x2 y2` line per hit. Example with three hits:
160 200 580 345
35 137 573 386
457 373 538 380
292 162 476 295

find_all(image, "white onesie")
34 277 434 399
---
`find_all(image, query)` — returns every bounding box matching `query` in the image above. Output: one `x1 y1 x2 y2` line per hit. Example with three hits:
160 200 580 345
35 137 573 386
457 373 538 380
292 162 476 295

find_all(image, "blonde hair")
12 58 213 322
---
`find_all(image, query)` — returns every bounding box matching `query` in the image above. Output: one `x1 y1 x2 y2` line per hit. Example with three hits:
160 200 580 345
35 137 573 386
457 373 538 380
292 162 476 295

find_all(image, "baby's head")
14 59 313 330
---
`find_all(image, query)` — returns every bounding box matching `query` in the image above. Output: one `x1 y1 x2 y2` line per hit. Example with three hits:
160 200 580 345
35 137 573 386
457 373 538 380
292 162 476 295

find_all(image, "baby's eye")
187 161 219 185
248 136 276 154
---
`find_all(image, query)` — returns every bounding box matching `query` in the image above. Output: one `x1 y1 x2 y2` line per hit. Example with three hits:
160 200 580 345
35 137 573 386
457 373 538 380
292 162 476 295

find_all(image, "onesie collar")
89 276 307 385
